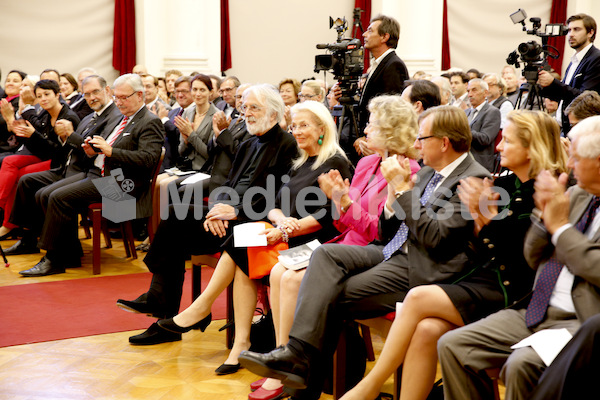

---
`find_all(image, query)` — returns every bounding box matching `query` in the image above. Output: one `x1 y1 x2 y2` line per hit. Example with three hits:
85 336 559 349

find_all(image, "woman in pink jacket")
252 95 420 398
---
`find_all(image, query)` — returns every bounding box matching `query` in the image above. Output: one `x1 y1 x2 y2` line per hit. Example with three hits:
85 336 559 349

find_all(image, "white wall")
2 1 600 88
0 0 118 83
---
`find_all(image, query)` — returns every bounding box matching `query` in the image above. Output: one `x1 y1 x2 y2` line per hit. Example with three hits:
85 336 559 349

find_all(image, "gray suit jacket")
524 186 600 323
380 154 490 287
466 102 501 172
179 103 218 170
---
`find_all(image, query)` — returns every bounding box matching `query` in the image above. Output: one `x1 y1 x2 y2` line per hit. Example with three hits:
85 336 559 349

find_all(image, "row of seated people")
0 73 164 274
1 67 596 398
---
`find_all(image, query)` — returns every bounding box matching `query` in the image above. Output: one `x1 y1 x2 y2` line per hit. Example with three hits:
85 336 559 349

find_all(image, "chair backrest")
150 147 166 194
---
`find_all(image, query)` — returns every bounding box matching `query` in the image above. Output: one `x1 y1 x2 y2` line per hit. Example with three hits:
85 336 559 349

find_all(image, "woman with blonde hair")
156 101 353 388
253 95 421 399
299 80 325 103
340 109 568 400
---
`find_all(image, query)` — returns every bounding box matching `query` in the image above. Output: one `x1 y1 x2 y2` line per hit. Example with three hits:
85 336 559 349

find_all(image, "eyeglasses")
290 123 313 132
175 89 190 94
235 95 243 100
240 103 263 113
298 93 318 100
220 87 236 93
113 92 137 102
416 135 436 142
83 89 102 98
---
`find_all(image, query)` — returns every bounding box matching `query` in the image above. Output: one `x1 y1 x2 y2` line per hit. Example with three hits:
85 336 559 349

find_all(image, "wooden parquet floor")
0 230 503 399
0 231 395 399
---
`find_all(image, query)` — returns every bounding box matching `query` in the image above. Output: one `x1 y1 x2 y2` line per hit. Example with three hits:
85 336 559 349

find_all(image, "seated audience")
17 73 164 276
466 78 502 172
0 70 26 153
431 76 452 106
239 106 490 399
216 76 240 119
438 115 600 400
0 79 80 239
175 74 218 171
116 84 298 347
483 72 514 129
340 110 567 400
156 101 352 383
255 95 420 398
279 78 300 128
298 80 325 103
59 73 79 105
4 75 122 256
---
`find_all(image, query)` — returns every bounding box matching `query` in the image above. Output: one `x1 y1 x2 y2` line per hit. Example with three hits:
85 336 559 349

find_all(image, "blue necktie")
525 196 600 328
382 172 444 260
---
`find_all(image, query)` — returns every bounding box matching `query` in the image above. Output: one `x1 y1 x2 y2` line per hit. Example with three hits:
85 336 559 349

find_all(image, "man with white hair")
483 72 513 129
466 78 501 172
439 115 600 400
117 84 298 346
18 73 165 277
432 76 452 106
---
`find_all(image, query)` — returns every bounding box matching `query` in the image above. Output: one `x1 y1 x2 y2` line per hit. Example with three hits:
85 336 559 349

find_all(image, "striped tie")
101 116 128 176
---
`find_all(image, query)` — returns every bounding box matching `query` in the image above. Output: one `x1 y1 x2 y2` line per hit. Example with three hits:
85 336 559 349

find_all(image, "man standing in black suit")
342 14 408 160
18 73 164 277
6 75 122 257
539 13 600 134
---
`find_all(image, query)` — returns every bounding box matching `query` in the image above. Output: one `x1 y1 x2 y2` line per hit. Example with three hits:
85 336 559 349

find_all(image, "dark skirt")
437 267 505 325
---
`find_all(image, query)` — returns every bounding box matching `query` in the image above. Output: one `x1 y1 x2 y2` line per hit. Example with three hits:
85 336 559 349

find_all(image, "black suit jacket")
379 155 490 287
161 106 183 170
466 102 501 172
358 51 408 132
69 94 95 120
201 116 251 194
22 104 80 168
62 102 123 177
104 106 165 218
542 45 600 133
218 123 298 220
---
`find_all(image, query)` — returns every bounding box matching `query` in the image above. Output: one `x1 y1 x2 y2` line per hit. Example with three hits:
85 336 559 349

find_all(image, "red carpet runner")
0 269 227 348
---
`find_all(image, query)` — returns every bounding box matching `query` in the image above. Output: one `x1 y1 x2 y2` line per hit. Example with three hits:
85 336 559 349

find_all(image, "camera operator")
538 13 600 134
335 14 408 162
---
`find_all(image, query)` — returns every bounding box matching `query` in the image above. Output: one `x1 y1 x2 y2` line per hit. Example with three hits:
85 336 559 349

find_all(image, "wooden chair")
88 148 165 275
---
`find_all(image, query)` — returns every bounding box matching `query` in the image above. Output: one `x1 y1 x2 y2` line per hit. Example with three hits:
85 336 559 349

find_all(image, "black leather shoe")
129 322 182 345
5 240 40 256
239 346 309 389
116 293 166 318
19 256 65 277
157 313 212 333
214 363 241 375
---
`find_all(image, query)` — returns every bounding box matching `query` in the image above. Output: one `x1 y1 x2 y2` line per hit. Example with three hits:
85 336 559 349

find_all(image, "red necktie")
101 116 128 176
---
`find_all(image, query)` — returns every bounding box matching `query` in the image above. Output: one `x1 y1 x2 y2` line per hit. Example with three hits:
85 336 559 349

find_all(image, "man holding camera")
538 13 600 134
338 14 408 161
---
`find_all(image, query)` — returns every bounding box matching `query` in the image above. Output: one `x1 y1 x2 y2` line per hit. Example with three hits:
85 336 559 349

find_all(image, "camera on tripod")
506 8 567 85
315 16 364 105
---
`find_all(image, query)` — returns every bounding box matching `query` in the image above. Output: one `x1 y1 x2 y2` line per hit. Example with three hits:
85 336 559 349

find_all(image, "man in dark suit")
215 76 240 119
6 75 122 256
116 84 298 345
239 106 490 395
203 83 252 194
540 13 600 134
439 115 600 400
342 14 408 161
466 78 501 172
67 68 97 120
18 73 165 277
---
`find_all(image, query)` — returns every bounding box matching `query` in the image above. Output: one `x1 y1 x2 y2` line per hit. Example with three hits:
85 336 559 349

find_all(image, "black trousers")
142 204 231 316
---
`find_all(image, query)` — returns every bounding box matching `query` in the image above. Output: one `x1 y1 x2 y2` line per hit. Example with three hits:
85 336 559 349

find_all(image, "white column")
374 0 444 76
135 0 221 77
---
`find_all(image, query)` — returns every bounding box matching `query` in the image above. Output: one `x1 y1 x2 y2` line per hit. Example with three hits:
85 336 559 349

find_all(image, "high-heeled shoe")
157 313 212 333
